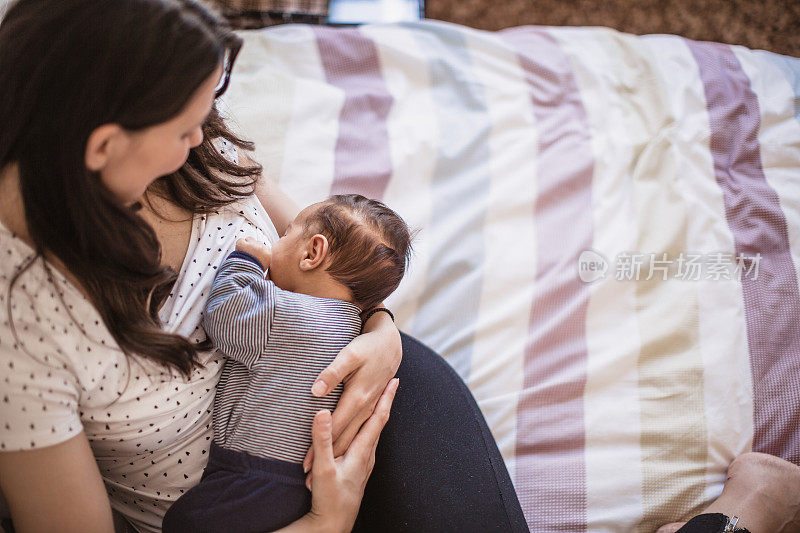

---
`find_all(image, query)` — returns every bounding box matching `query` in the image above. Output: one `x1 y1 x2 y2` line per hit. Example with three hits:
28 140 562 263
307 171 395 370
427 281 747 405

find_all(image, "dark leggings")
352 333 529 532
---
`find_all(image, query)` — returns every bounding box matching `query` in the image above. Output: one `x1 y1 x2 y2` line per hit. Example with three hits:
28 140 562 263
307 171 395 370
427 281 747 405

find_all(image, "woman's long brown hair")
0 0 262 376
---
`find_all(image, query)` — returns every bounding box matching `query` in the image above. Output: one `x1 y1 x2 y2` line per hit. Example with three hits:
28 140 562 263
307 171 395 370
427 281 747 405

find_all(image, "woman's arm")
0 432 114 533
303 307 401 473
244 151 300 236
657 452 800 533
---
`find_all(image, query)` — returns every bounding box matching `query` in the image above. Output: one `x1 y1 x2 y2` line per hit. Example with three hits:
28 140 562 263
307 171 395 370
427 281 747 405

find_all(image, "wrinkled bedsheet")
220 20 800 531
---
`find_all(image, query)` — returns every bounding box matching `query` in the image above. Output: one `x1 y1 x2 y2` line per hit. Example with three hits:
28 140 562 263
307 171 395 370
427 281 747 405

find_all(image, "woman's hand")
278 378 399 533
302 310 401 473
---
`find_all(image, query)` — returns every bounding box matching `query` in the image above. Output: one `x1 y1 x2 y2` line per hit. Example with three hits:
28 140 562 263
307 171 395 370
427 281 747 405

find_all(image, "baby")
163 194 411 533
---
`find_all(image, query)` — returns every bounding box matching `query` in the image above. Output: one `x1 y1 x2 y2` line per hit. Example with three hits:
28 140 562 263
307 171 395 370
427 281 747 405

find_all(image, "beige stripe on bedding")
596 32 709 530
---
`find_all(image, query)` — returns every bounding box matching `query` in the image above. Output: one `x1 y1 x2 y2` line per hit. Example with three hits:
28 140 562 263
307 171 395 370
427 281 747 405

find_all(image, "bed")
216 19 800 532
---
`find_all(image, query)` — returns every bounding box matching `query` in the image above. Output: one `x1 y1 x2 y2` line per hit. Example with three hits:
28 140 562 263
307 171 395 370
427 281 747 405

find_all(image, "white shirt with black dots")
0 142 280 532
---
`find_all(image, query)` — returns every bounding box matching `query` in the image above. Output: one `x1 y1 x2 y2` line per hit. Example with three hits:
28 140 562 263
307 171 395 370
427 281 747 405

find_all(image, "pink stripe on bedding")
689 41 800 464
313 27 394 199
502 27 593 531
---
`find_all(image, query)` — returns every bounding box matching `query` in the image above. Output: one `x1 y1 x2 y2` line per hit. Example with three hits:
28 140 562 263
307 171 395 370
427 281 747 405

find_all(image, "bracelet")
360 307 394 325
723 516 742 533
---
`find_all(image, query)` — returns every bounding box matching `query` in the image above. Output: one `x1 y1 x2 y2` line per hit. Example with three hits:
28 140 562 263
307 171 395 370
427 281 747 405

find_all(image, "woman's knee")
397 333 466 388
726 452 800 486
659 453 800 533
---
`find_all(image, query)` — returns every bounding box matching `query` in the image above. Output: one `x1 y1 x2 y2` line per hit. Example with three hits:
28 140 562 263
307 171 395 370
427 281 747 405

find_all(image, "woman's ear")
85 123 127 172
299 234 330 271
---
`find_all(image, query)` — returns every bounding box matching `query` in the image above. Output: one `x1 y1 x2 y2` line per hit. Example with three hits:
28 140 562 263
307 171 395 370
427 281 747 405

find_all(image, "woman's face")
98 65 223 205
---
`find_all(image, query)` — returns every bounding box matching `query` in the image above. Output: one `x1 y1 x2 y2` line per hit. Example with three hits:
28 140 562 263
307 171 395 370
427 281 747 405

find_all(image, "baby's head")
267 194 411 310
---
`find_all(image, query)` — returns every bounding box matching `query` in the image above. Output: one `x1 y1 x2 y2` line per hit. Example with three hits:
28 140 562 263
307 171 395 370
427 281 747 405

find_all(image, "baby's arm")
204 240 275 369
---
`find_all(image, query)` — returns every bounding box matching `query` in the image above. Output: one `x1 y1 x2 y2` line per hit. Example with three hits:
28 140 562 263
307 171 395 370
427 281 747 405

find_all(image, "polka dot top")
0 141 280 532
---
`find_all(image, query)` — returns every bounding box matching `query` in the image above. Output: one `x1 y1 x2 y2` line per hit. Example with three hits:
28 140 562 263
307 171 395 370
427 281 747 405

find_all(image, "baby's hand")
235 237 272 270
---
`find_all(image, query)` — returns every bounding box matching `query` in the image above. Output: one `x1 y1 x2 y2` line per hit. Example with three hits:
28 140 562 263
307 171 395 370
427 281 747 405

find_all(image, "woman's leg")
657 453 800 533
352 333 529 532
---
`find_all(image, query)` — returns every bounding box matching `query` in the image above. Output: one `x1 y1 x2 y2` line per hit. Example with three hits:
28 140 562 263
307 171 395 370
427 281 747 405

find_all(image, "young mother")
0 1 528 531
3 2 798 533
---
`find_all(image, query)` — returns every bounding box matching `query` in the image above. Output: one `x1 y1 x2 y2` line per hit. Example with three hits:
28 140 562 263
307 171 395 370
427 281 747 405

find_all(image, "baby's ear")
299 234 330 271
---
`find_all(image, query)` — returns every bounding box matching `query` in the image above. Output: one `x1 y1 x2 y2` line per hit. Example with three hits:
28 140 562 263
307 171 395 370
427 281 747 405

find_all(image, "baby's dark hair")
303 194 412 311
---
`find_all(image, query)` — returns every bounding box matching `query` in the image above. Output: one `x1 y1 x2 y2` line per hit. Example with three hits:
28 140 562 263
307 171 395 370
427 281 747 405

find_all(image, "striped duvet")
219 20 800 532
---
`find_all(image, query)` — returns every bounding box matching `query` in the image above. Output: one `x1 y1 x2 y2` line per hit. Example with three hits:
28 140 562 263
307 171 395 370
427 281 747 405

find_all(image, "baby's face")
268 204 320 291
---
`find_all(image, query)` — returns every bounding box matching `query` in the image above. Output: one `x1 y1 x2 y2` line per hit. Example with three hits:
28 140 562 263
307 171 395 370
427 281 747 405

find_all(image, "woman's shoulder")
212 137 239 165
0 258 220 457
0 248 92 450
202 137 274 233
0 233 141 451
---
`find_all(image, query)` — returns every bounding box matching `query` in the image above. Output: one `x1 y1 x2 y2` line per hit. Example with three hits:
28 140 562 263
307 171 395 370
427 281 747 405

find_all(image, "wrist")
298 513 323 533
276 513 324 533
361 305 395 333
299 512 350 533
228 249 265 271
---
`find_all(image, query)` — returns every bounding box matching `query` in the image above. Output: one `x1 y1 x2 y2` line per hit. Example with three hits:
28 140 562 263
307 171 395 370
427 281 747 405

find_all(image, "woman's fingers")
305 377 398 473
302 381 398 527
303 446 313 475
366 443 377 476
329 383 375 441
329 381 379 447
345 378 398 461
305 329 399 472
303 348 362 472
330 404 373 458
311 409 335 476
302 391 375 472
310 347 358 398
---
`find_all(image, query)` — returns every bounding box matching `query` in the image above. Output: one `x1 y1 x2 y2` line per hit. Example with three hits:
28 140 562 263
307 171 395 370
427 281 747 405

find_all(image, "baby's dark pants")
162 443 308 533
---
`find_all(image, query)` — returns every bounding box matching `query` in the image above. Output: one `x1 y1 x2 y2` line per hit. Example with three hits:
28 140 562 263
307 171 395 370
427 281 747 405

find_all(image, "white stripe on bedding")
279 77 342 204
220 33 295 182
643 34 753 507
403 22 493 381
459 29 538 474
736 49 800 290
358 25 439 331
250 25 342 205
551 27 645 530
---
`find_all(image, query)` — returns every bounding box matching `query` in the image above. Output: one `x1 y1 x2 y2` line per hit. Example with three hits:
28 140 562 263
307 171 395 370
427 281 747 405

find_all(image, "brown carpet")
426 0 800 57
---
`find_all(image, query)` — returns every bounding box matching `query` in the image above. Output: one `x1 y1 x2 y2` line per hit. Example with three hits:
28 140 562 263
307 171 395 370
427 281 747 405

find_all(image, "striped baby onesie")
204 251 362 463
